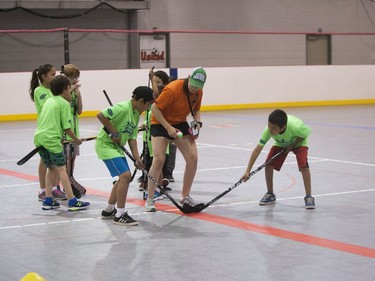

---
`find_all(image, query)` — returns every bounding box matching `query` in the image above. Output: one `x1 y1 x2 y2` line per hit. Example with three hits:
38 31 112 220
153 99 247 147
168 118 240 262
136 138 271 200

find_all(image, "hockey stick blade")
182 202 206 213
18 136 97 166
17 146 43 166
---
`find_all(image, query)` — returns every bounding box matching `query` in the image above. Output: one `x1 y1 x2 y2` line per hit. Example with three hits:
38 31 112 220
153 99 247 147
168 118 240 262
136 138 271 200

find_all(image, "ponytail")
29 64 54 102
29 69 39 101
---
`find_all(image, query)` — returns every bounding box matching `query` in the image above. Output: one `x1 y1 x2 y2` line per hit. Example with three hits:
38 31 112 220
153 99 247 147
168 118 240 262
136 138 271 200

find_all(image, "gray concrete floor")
0 106 374 281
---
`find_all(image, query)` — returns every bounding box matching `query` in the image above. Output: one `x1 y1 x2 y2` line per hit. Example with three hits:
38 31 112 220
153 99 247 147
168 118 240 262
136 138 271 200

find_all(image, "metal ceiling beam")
0 1 149 10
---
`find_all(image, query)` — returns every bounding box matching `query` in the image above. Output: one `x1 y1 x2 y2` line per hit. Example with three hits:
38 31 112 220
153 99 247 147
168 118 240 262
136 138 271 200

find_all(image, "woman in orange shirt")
145 67 207 212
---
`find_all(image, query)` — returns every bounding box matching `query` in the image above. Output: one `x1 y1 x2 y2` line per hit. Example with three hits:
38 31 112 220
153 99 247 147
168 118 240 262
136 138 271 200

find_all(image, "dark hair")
268 109 287 128
50 75 71 96
29 64 54 101
154 70 169 86
132 86 155 102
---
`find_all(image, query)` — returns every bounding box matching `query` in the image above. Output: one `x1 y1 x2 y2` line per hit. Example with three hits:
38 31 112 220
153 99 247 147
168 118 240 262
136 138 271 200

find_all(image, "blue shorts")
103 157 130 177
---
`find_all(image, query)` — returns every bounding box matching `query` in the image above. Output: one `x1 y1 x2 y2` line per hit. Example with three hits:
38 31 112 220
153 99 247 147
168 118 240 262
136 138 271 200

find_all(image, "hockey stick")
102 90 113 106
183 149 286 213
140 70 153 189
17 136 97 166
17 147 43 166
118 145 192 213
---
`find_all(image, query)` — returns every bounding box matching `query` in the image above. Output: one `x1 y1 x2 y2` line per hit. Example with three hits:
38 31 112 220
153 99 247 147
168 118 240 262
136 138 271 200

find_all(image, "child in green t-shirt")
96 86 155 226
241 109 315 209
30 64 66 201
34 75 90 211
62 63 86 197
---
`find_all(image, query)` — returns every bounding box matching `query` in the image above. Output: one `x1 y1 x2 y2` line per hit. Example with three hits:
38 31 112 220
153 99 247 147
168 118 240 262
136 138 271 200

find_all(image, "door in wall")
306 34 331 65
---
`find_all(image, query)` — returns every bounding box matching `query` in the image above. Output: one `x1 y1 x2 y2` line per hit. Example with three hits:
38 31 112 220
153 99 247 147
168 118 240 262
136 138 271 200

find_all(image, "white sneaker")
179 195 197 206
145 199 156 212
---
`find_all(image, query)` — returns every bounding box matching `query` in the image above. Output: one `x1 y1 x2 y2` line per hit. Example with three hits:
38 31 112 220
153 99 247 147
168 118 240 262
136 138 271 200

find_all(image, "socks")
104 204 115 213
115 208 125 218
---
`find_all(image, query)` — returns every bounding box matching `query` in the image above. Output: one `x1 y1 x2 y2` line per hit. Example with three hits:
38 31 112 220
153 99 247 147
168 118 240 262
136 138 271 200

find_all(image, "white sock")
40 188 45 193
115 208 125 218
52 186 58 191
104 204 115 213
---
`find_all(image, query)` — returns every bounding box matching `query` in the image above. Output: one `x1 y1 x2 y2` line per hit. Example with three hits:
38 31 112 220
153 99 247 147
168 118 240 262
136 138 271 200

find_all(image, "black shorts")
150 122 190 140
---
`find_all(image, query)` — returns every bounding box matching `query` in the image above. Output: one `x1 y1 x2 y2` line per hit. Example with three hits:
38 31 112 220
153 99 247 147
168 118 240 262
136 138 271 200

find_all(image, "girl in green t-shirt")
29 64 66 201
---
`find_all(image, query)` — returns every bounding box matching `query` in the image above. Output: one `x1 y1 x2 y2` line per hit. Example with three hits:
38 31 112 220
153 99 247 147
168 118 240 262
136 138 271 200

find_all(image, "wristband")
109 132 119 138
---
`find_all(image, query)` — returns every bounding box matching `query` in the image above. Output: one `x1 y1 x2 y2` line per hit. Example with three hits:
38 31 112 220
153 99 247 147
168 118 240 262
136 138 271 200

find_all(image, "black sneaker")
167 175 175 182
304 196 316 209
101 208 117 219
113 212 139 226
162 178 172 191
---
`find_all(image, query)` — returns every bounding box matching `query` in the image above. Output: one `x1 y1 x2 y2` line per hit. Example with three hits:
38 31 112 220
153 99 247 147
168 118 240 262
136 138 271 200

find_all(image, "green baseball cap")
189 67 207 89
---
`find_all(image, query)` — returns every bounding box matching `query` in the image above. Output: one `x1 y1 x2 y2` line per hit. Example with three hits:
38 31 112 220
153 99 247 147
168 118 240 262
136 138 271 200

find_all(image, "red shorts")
266 146 309 171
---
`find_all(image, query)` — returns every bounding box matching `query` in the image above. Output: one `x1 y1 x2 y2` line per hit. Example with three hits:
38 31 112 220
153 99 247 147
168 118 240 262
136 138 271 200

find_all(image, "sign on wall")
140 33 168 69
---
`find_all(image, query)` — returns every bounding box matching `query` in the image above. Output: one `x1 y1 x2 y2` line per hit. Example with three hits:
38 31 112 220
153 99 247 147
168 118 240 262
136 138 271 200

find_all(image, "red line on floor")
3 168 375 259
187 212 375 259
0 168 38 181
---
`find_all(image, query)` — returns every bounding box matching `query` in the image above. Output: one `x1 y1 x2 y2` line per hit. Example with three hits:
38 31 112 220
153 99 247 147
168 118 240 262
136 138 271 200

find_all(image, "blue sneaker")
259 192 276 205
42 198 60 210
304 196 315 209
68 199 90 211
143 190 165 201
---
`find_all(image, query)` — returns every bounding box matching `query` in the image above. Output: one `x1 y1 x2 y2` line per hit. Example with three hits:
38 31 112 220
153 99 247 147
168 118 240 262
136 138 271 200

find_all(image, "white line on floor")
0 188 373 231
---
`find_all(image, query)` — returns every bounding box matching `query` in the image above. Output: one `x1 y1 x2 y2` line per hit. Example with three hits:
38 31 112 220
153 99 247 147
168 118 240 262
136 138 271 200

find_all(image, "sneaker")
304 196 316 209
68 200 90 211
52 188 67 201
162 178 172 191
167 175 175 183
139 181 147 191
259 192 276 205
179 195 198 207
113 212 139 226
145 199 157 212
143 190 165 201
42 199 60 210
101 208 117 219
38 191 46 201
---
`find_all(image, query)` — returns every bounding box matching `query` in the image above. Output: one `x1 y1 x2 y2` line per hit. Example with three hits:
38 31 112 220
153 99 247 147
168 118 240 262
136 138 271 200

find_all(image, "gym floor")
0 105 374 281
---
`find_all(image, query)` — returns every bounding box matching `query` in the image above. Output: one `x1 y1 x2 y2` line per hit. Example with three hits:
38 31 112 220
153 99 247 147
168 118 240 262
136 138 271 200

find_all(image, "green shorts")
39 148 66 168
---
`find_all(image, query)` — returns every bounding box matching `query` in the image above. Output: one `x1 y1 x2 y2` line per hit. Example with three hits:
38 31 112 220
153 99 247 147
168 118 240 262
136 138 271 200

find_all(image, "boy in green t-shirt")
62 63 86 197
96 86 154 226
34 75 90 211
241 109 315 209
